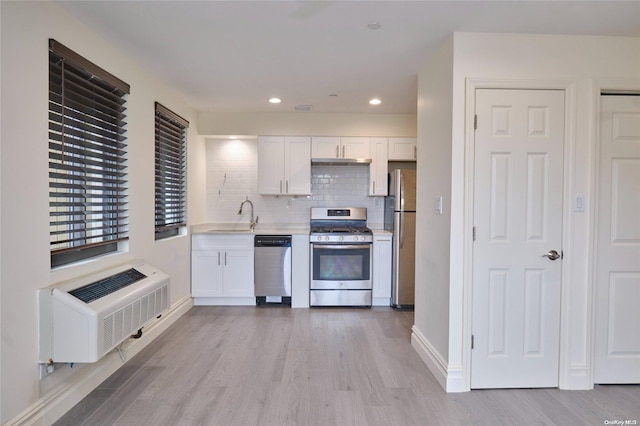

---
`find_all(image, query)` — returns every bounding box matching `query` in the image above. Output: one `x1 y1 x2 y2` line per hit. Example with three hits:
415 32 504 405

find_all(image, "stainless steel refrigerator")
384 169 416 310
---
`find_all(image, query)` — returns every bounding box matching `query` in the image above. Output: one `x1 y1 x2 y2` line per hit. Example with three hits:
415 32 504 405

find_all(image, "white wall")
414 32 640 391
197 112 416 137
0 2 203 423
205 138 385 228
414 37 454 372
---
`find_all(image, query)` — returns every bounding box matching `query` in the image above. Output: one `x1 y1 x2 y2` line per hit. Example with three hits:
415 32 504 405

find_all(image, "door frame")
462 79 577 391
589 80 640 386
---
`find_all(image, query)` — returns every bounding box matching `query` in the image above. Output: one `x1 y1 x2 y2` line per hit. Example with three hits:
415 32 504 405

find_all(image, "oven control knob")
325 236 330 241
339 236 344 241
354 236 359 241
317 236 322 242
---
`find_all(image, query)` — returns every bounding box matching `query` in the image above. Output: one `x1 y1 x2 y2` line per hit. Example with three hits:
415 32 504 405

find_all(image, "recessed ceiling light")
269 97 282 104
369 98 382 105
367 22 381 30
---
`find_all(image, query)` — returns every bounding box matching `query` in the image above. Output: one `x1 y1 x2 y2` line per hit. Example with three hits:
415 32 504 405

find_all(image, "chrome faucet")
238 198 258 231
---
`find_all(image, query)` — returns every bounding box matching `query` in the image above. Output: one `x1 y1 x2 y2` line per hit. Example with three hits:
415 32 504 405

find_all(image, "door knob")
542 250 561 261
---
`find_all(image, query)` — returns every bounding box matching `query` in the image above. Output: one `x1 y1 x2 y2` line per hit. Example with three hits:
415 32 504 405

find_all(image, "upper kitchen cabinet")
369 137 388 196
388 137 417 161
341 137 371 159
311 136 340 159
258 136 311 195
311 136 371 160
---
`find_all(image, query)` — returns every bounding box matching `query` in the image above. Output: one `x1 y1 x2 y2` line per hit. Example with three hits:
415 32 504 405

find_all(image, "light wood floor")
56 306 640 425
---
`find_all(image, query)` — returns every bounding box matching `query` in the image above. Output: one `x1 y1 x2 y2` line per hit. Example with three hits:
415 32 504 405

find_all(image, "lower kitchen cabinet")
372 233 392 306
291 234 310 308
192 234 255 305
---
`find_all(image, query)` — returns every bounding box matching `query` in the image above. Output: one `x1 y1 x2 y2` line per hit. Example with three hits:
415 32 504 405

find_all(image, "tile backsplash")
205 138 385 228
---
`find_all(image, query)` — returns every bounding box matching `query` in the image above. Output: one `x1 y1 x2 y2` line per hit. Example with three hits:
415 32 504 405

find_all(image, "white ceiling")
57 1 640 114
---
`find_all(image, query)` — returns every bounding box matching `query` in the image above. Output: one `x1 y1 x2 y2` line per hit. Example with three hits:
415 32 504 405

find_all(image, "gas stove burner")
310 226 372 234
309 207 372 243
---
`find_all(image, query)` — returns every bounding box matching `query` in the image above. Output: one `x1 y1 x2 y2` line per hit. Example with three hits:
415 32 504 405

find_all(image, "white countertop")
191 223 310 235
191 223 390 236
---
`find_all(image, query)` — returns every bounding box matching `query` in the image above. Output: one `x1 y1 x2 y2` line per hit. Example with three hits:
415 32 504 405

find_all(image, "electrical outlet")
39 362 57 380
39 364 50 380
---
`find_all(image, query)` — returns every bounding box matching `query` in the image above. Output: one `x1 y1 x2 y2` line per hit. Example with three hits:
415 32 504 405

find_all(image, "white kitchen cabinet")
311 136 371 160
372 233 392 306
220 250 254 297
192 250 224 297
291 234 310 308
191 234 254 304
388 137 417 161
341 137 371 159
311 136 340 159
369 137 388 196
258 136 310 195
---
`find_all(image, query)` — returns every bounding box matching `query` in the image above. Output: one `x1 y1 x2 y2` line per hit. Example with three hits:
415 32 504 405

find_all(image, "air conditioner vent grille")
101 285 169 353
69 268 147 303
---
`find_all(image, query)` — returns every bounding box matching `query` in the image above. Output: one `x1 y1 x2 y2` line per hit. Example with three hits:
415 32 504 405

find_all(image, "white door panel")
594 95 640 383
472 89 565 388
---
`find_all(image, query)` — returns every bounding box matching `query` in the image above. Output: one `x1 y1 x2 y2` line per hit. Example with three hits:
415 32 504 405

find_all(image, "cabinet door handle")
414 145 417 159
218 252 221 266
280 180 282 193
373 181 376 194
342 145 345 158
225 252 227 266
286 180 289 193
336 145 339 158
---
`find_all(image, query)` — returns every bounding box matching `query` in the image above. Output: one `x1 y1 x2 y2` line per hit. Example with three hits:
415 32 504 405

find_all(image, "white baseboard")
372 297 391 306
411 325 468 393
412 325 593 392
193 296 255 306
7 295 193 426
560 364 593 390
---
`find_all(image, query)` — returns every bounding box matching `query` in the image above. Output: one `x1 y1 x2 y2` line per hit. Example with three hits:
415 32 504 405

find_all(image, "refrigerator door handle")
399 213 404 249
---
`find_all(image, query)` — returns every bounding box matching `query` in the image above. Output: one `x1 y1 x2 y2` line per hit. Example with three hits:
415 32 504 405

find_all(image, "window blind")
155 102 188 240
49 39 130 267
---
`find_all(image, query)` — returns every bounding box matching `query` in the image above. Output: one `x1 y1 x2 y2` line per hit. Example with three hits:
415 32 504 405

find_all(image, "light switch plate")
435 196 443 215
574 194 585 212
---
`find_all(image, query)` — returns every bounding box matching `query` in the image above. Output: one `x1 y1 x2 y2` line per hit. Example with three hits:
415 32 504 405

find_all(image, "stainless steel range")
309 207 373 307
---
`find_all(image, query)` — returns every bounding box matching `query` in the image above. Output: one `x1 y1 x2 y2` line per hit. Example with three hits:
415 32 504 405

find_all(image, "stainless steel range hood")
311 158 372 165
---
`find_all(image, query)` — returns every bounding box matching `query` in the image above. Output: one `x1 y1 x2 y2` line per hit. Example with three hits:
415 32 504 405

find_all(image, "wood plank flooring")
55 306 640 425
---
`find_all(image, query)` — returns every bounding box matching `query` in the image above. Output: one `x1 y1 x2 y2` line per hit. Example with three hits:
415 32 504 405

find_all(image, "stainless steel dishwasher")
254 235 292 306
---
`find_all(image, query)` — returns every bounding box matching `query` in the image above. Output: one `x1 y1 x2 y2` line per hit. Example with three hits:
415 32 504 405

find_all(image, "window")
154 102 188 240
49 39 130 268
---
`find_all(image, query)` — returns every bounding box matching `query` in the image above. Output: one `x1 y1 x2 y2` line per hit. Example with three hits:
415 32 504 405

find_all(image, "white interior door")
471 89 565 388
594 95 640 384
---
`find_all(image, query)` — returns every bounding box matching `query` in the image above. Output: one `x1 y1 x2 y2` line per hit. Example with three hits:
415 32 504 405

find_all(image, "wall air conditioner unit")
39 260 170 364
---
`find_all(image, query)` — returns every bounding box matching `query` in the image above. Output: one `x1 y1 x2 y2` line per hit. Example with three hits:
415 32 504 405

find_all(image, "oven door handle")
312 244 370 250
